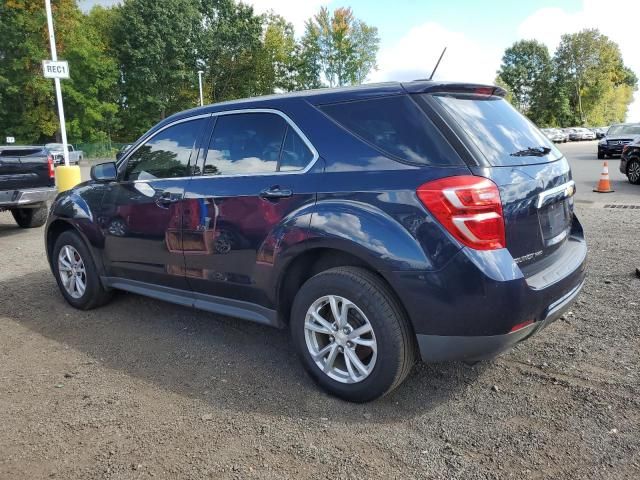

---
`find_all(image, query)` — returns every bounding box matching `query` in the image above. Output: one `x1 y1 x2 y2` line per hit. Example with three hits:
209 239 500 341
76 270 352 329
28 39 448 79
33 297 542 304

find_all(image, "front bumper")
619 157 628 175
599 144 625 156
416 278 584 362
0 187 57 208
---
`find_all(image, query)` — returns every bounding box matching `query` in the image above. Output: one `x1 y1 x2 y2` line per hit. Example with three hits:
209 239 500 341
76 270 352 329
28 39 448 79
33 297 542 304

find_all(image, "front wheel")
11 206 48 228
627 159 640 185
597 150 604 160
52 230 112 309
290 267 416 402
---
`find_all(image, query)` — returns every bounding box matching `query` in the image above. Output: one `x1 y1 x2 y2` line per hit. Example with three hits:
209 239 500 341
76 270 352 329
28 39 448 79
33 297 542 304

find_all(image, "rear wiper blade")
510 146 551 157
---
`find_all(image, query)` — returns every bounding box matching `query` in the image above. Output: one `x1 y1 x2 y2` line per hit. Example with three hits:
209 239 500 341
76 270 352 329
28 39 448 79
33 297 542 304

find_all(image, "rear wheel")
11 206 48 228
52 230 112 309
290 267 416 402
627 159 640 185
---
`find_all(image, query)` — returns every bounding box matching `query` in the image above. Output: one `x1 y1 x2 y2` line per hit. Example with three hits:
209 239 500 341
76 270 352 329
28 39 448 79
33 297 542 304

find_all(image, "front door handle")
260 186 293 200
156 193 180 208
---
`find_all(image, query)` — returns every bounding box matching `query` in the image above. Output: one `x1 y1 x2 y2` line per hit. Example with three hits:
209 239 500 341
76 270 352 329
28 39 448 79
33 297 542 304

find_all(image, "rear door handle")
260 186 293 200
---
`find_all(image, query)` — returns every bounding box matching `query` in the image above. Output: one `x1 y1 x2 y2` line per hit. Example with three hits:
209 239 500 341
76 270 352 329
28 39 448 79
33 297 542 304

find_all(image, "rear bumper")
0 187 57 208
388 216 587 363
416 278 584 362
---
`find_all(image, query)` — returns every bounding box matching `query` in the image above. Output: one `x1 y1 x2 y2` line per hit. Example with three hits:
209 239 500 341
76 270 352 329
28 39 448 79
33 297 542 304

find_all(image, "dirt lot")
1 146 639 479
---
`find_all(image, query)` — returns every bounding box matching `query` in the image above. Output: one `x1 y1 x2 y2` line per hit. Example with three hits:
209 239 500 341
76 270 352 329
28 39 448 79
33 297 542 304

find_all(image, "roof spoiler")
402 81 507 98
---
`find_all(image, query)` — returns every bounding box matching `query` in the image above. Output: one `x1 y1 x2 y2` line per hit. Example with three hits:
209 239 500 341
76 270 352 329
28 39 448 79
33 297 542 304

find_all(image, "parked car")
45 81 587 402
598 123 640 159
0 145 57 227
593 127 608 139
542 128 568 143
45 143 84 165
620 137 640 184
569 127 596 141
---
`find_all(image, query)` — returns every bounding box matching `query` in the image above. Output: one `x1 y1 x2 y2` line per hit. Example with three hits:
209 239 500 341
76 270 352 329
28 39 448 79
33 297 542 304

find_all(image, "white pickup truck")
45 143 84 165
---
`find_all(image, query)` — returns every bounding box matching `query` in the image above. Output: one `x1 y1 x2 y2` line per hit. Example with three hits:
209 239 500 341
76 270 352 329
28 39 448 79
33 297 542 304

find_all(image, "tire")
52 230 112 310
597 150 604 160
627 159 640 185
290 267 416 402
11 206 48 228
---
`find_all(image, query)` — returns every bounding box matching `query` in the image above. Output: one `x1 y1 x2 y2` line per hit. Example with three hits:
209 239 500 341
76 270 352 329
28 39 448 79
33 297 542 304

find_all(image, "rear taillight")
47 155 55 178
416 176 506 250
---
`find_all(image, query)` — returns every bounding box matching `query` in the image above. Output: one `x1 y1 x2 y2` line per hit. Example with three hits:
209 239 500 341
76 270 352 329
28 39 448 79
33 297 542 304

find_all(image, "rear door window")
203 112 288 176
429 93 562 166
320 95 461 166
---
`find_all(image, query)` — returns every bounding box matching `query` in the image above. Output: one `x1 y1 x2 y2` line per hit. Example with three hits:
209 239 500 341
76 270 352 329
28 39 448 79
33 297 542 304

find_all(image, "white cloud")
518 0 640 122
245 0 329 33
370 21 502 86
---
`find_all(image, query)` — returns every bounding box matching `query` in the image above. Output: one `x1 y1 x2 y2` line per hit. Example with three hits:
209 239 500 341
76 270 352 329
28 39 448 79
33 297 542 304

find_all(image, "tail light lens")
47 155 55 178
416 176 505 250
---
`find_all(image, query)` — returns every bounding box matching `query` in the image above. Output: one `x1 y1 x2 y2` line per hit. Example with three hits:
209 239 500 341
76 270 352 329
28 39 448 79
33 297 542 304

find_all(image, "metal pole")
45 0 69 166
198 70 204 106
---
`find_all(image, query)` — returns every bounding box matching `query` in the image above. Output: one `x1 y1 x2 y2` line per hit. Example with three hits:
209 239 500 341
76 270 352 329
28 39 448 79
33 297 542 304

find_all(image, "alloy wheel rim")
629 162 640 182
304 295 377 384
57 245 87 299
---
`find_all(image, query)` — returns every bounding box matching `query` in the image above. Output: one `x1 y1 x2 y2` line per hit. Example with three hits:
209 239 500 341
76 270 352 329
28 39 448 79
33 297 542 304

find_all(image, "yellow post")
55 165 82 192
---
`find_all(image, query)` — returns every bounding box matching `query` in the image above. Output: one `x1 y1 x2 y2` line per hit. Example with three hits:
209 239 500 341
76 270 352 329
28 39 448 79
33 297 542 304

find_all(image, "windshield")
607 124 640 136
46 143 64 150
430 94 562 166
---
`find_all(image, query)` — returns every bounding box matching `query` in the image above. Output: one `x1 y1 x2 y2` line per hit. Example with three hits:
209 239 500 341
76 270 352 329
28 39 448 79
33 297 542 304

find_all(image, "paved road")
559 140 639 204
1 143 638 479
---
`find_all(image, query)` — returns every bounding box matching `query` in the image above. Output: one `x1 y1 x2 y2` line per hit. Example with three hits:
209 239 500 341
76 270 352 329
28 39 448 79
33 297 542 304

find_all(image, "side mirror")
90 161 118 182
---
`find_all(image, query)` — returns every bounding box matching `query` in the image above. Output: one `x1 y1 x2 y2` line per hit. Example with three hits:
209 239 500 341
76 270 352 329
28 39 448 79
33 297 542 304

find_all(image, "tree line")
496 29 637 128
0 0 379 144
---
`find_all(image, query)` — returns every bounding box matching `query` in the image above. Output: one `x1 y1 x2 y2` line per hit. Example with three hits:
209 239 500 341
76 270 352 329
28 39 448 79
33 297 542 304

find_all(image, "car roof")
160 80 505 124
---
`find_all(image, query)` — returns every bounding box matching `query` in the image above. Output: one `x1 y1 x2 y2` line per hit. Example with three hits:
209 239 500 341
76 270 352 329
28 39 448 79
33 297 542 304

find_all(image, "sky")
80 0 639 122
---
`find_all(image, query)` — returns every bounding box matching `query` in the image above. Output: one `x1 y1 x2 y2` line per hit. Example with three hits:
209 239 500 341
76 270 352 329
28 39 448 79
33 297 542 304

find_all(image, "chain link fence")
74 141 131 160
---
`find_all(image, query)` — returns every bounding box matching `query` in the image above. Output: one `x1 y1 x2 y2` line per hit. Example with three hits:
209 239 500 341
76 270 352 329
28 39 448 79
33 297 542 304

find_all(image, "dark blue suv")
46 81 587 402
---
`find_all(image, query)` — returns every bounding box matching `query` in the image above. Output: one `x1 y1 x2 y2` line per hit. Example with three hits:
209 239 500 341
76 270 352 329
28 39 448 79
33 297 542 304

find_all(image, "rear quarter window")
319 95 462 166
429 93 562 166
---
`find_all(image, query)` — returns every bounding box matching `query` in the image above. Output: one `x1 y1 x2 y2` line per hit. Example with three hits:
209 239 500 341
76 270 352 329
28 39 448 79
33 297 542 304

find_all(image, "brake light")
416 176 506 250
474 86 495 96
47 155 55 179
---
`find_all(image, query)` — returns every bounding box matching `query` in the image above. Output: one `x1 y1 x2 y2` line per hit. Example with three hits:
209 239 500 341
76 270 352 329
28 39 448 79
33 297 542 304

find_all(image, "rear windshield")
320 95 462 166
607 124 640 136
0 148 44 157
430 94 562 166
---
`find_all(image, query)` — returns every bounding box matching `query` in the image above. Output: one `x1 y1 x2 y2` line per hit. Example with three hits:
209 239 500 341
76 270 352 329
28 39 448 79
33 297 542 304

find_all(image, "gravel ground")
1 154 639 479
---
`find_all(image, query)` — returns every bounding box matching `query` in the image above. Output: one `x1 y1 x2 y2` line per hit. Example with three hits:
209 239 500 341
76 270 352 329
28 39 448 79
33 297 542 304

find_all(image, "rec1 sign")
42 60 69 79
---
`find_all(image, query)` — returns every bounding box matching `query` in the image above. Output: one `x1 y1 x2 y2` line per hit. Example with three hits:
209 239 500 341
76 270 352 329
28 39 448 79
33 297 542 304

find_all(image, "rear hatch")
417 88 576 275
0 147 54 190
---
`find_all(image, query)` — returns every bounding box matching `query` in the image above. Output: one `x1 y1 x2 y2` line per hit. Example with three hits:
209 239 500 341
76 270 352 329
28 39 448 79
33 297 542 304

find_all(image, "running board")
101 277 281 328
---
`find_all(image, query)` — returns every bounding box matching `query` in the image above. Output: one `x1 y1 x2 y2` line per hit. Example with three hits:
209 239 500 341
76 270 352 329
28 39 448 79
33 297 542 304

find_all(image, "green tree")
300 7 379 88
0 0 120 144
114 0 201 137
255 13 299 93
496 40 553 124
198 0 264 103
553 29 637 125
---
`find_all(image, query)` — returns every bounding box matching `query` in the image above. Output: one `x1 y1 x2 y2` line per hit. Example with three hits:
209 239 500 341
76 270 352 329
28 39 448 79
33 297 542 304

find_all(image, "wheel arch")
275 246 413 336
46 218 107 281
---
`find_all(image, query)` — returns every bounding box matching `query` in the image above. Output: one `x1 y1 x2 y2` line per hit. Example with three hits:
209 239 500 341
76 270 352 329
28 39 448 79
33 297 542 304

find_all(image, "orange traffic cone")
593 161 614 193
